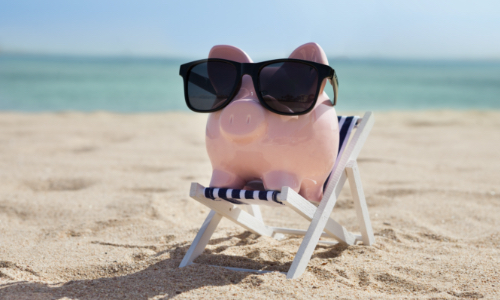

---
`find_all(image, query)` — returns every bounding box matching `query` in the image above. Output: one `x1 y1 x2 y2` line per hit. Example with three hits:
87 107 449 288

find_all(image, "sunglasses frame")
179 58 338 116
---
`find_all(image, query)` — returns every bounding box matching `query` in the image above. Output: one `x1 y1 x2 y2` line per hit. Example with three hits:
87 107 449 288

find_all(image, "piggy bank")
205 43 339 202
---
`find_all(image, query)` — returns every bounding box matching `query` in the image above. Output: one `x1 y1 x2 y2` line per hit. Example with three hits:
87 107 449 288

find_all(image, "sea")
0 54 499 112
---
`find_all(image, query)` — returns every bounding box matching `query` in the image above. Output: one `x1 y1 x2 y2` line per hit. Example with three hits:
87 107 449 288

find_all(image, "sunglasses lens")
259 62 319 114
187 61 237 111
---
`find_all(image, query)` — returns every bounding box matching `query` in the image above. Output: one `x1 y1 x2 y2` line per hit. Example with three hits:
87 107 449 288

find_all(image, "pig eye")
187 61 237 111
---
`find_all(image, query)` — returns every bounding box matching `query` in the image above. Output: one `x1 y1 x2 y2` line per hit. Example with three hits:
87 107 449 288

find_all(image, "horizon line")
1 50 500 63
2 51 500 63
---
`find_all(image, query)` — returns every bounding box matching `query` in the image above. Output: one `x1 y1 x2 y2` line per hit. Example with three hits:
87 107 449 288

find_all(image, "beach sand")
0 110 499 299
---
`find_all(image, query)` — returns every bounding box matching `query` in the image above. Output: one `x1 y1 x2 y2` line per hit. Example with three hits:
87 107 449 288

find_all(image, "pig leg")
299 178 324 203
209 169 246 189
262 171 301 192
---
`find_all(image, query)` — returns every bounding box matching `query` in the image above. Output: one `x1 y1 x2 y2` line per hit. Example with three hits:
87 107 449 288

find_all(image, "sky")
0 0 499 60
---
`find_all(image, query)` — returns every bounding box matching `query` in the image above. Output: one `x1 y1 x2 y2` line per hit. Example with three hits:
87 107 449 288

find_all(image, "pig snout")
219 100 267 143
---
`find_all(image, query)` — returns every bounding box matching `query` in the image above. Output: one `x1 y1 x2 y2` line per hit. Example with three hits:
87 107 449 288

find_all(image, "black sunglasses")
179 58 338 116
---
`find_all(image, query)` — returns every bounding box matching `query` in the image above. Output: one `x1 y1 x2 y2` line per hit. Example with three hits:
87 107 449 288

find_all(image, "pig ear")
288 42 329 65
208 45 253 63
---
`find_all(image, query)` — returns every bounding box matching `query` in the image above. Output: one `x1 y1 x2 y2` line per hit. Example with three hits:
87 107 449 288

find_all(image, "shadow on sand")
0 232 348 299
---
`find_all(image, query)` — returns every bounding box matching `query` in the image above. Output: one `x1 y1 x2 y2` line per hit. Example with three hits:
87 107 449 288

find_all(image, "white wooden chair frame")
179 111 375 279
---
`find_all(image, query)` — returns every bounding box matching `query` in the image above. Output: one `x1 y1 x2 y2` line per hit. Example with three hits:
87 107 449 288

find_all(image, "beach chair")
180 111 375 279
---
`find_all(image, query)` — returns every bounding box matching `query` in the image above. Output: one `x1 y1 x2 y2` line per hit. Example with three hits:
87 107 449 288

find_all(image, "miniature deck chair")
180 111 375 279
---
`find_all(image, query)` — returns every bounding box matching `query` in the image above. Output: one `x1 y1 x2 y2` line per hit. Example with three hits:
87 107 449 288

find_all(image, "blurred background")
0 0 499 112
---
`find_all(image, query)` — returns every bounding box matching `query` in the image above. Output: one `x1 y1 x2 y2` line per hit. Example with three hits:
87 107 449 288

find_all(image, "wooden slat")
281 176 357 245
216 266 284 274
346 161 375 246
270 227 330 238
247 205 263 222
182 263 285 274
285 195 338 279
179 210 223 268
323 111 374 202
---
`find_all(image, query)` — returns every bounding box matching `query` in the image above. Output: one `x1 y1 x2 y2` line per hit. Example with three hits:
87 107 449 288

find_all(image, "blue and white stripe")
334 116 359 168
204 187 284 206
323 116 359 190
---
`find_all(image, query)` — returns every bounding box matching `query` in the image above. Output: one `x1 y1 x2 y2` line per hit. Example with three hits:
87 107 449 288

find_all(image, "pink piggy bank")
205 43 339 202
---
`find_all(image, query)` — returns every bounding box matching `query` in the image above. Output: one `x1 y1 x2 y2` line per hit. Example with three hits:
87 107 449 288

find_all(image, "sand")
0 110 499 299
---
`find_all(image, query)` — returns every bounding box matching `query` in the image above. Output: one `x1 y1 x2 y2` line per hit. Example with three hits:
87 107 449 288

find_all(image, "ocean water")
0 54 499 112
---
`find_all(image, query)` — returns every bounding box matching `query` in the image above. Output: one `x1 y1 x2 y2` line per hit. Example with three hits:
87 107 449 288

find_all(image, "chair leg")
190 183 273 237
247 205 263 222
179 210 223 268
282 181 357 245
286 197 339 279
346 161 375 246
247 205 286 239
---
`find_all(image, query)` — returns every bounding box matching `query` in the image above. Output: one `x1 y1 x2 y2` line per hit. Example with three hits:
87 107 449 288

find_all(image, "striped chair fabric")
203 116 360 206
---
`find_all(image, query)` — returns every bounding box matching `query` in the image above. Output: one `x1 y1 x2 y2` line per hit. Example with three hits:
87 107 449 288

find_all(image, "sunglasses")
179 58 338 116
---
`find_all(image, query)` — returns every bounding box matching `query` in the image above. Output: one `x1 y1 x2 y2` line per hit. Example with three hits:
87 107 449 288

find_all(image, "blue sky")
0 0 499 59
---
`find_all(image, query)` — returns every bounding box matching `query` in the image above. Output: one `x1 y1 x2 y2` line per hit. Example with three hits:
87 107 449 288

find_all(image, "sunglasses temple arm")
187 72 217 95
328 72 338 106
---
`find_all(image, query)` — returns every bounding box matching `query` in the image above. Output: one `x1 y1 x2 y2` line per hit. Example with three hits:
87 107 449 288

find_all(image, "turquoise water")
0 54 499 112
